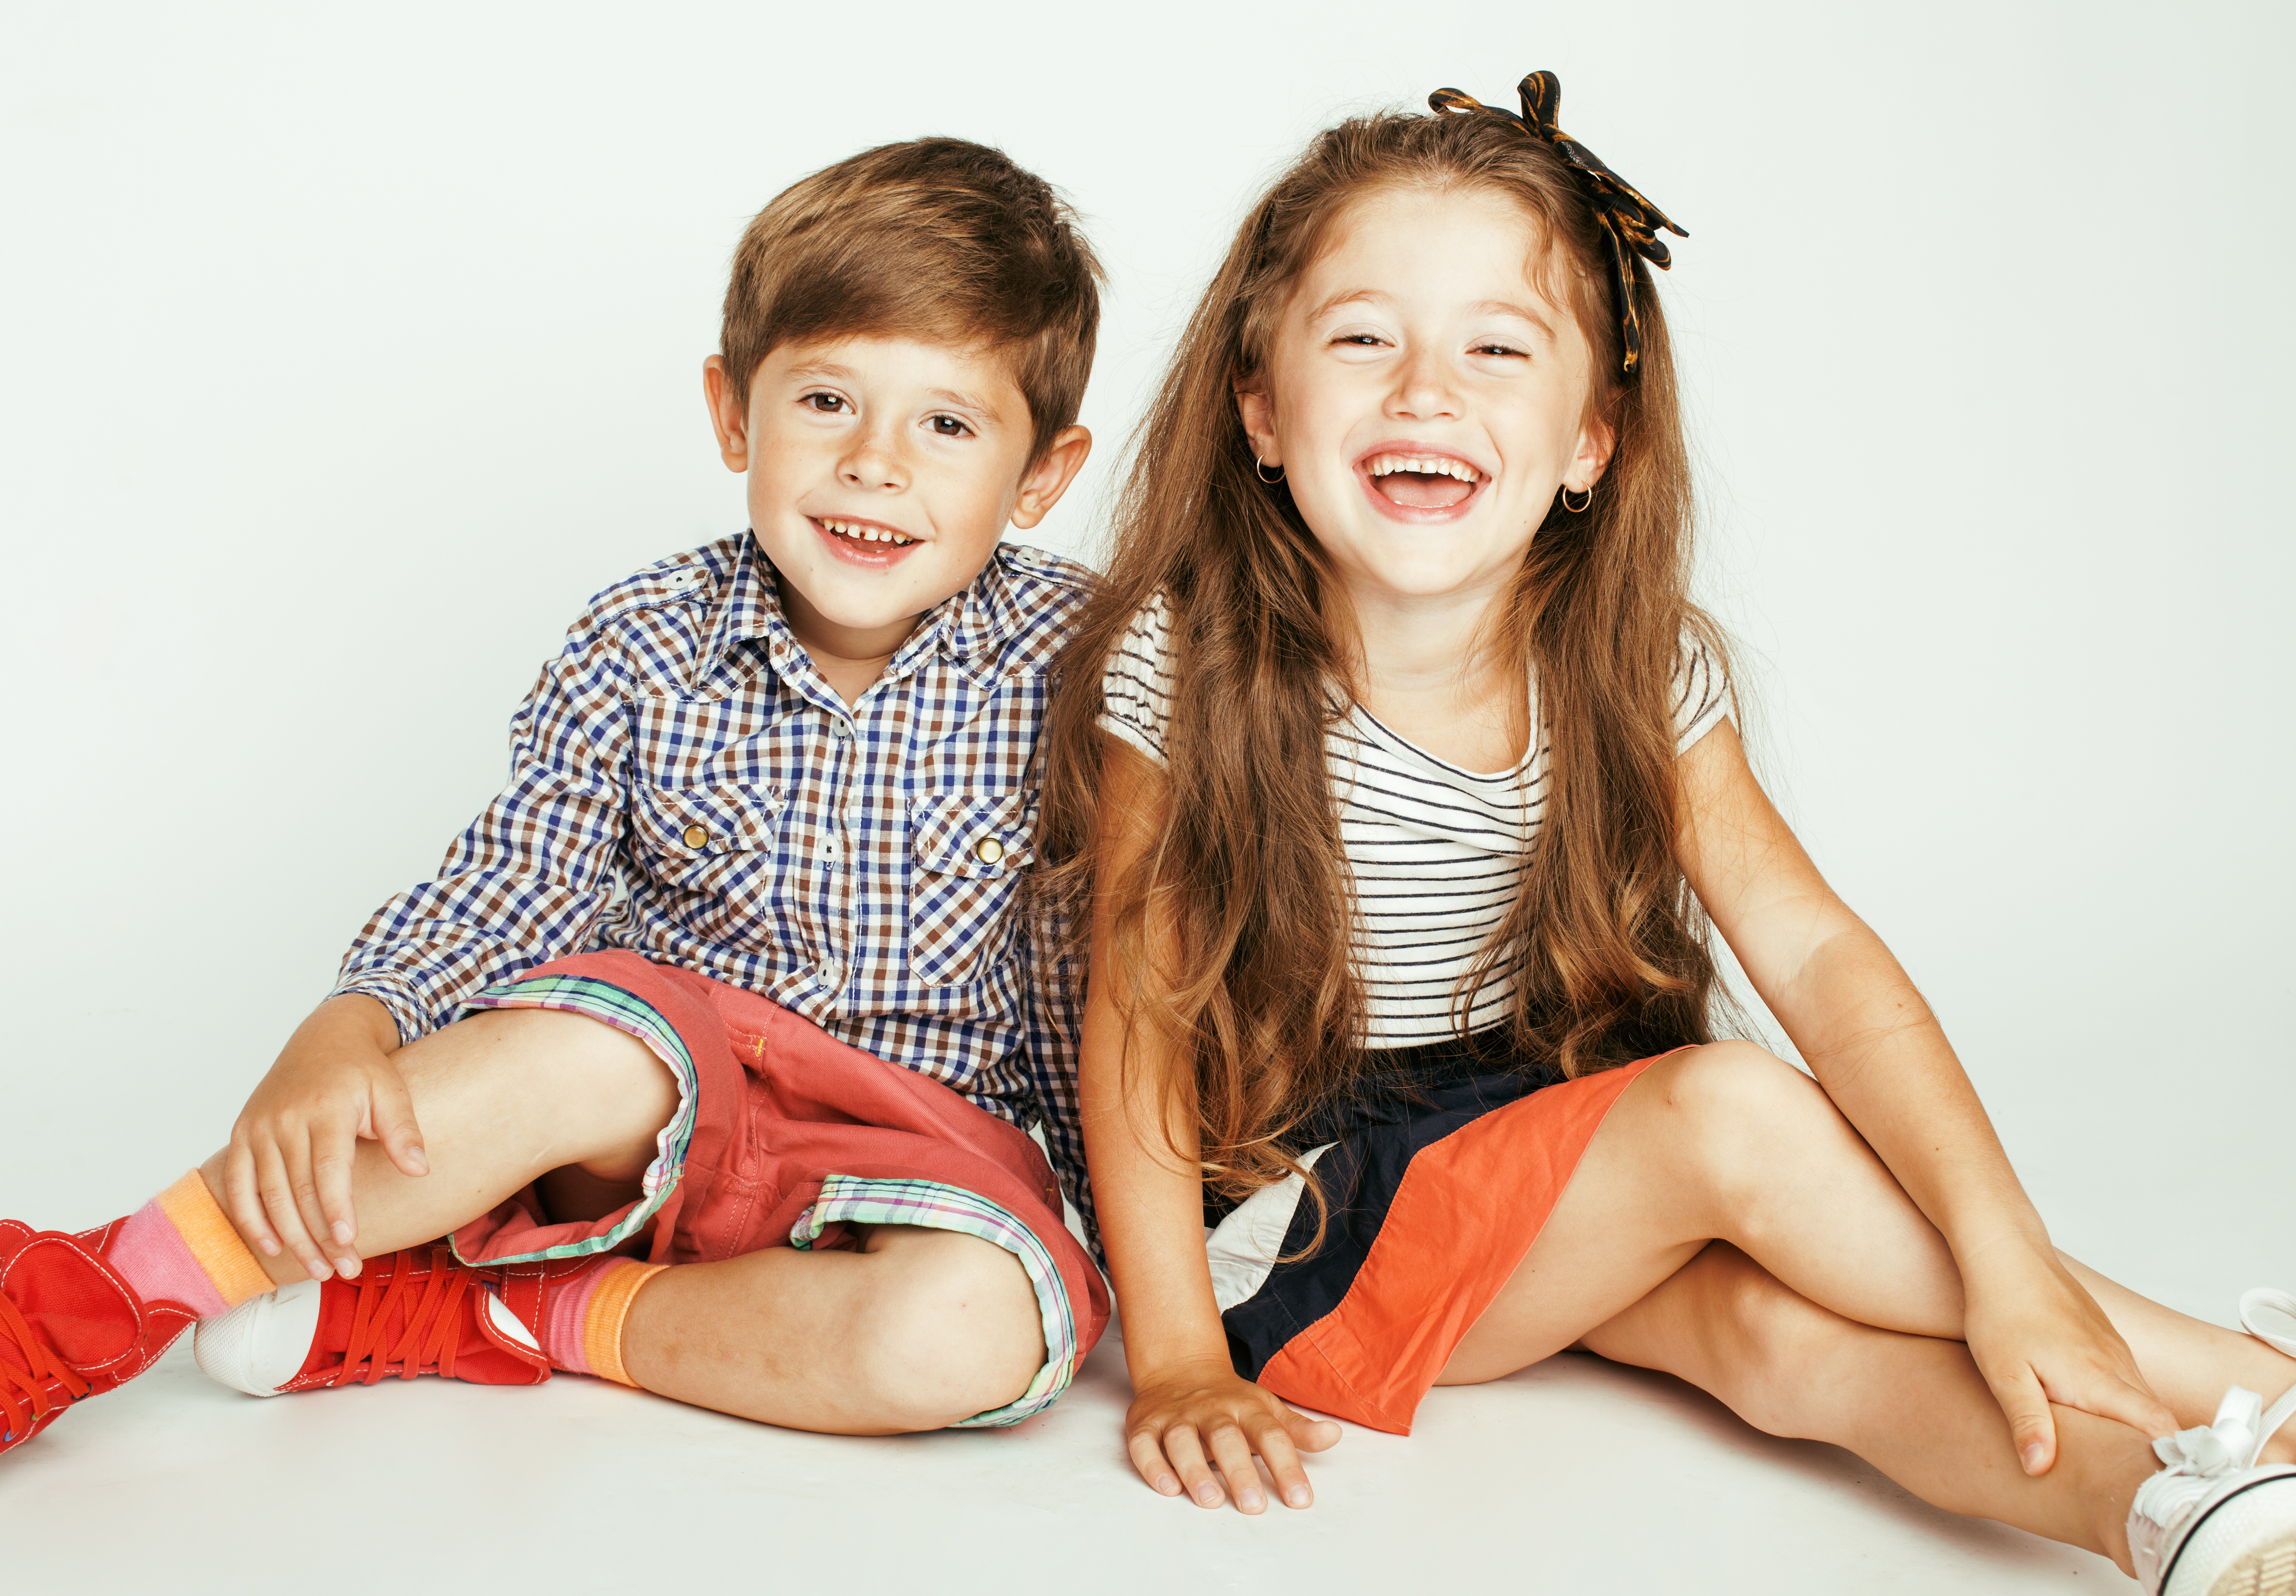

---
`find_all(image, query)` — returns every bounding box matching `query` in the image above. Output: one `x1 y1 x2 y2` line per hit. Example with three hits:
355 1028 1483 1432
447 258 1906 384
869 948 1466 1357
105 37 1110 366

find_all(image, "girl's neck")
1340 577 1528 775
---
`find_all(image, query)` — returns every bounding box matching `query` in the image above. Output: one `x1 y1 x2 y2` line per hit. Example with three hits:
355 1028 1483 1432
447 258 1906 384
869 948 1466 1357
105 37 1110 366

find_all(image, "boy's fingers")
223 1137 283 1258
285 1127 352 1278
1127 1429 1184 1496
254 1138 330 1281
1162 1424 1223 1508
1207 1423 1266 1513
1250 1418 1314 1508
311 1132 359 1255
372 1067 430 1178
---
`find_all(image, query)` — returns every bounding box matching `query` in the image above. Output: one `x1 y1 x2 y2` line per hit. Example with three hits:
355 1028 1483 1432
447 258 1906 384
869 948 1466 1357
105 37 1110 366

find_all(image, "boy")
0 136 1108 1448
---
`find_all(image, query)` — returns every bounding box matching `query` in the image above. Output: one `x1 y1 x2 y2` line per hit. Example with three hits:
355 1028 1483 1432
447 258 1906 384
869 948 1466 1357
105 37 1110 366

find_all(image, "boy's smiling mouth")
1357 446 1488 518
810 515 924 567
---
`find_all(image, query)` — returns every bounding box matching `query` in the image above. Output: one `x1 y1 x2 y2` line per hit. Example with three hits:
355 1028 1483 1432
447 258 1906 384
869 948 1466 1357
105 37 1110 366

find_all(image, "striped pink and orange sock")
106 1172 275 1318
536 1257 664 1388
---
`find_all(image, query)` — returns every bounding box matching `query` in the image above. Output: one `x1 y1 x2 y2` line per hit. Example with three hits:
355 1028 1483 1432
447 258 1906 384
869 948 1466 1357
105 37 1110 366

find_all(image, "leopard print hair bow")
1428 71 1686 374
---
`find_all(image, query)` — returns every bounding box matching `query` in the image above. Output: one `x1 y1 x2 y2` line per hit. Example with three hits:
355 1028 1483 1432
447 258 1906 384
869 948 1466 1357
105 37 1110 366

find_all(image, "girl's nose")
1385 350 1461 421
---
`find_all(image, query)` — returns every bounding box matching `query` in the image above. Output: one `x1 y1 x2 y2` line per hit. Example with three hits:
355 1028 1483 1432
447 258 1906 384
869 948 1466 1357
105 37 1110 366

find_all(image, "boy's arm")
230 624 635 1283
1673 719 2174 1471
1084 739 1339 1513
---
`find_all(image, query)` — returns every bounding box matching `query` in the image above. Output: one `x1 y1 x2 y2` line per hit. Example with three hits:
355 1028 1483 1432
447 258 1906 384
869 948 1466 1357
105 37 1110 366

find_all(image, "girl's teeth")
1366 454 1480 482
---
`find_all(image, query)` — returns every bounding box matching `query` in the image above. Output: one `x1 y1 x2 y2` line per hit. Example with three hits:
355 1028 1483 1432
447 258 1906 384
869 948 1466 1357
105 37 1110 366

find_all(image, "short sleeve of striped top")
1099 595 1733 1047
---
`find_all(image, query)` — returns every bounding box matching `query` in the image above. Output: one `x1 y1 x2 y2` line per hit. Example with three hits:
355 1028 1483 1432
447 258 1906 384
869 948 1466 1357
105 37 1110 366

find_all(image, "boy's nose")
839 432 908 491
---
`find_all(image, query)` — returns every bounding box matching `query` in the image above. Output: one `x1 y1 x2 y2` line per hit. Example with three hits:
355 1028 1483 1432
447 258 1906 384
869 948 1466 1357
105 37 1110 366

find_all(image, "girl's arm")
1675 720 2176 1469
1084 738 1341 1512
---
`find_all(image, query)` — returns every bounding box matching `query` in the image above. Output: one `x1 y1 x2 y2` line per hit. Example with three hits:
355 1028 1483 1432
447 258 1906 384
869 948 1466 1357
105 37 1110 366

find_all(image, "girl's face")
1238 185 1612 610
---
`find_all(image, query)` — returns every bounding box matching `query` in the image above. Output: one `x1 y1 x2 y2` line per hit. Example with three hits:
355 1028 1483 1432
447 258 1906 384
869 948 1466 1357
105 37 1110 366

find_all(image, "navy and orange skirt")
1206 1033 1675 1435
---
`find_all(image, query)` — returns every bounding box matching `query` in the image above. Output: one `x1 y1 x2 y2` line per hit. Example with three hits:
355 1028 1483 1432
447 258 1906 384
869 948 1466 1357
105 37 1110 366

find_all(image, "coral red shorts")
440 950 1107 1427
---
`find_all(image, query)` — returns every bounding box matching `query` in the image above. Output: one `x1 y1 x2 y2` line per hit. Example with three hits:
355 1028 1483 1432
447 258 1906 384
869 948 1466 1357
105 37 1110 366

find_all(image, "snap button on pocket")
974 838 1005 864
682 824 708 849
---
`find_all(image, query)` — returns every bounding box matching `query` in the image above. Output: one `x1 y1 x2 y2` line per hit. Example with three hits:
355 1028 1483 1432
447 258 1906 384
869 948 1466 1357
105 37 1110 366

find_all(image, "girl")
1038 73 2296 1594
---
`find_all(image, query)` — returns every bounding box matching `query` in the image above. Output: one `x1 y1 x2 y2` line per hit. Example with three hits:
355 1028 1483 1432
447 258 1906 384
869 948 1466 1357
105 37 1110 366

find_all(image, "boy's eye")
803 392 849 413
927 414 972 438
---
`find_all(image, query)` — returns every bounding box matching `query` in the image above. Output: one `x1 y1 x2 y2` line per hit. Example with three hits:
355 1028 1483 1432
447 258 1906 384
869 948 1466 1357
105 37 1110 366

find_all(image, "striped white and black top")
1100 593 1731 1048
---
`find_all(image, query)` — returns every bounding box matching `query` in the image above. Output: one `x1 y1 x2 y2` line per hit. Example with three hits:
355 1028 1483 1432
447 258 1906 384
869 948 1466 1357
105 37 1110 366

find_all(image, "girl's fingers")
1161 1424 1224 1508
1984 1361 2058 1475
254 1138 330 1281
1249 1418 1314 1508
1206 1423 1266 1513
1283 1405 1343 1453
223 1137 282 1258
1127 1428 1184 1496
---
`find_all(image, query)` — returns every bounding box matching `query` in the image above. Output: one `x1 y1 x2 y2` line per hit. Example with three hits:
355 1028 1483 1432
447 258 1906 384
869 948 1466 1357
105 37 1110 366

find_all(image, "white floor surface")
2 1308 2134 1595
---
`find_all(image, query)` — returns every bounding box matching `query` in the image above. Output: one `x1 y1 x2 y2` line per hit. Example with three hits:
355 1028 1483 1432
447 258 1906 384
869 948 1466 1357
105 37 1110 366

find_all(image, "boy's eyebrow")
927 387 1001 422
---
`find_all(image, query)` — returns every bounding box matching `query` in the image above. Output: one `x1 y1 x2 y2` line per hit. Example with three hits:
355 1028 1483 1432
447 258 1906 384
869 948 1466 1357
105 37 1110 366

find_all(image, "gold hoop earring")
1560 485 1592 513
1255 457 1285 485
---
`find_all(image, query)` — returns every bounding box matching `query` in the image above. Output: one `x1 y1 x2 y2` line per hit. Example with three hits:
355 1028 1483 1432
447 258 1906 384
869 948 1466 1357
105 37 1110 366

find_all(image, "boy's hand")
225 994 428 1282
1126 1358 1341 1513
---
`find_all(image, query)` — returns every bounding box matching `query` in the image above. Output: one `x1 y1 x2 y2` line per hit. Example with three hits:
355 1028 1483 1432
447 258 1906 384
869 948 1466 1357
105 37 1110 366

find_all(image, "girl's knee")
1650 1042 1833 1170
1682 1247 1845 1439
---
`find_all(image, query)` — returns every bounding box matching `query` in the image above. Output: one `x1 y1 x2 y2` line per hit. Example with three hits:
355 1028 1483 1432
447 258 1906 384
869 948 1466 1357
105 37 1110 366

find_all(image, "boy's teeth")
821 519 914 546
1366 454 1481 482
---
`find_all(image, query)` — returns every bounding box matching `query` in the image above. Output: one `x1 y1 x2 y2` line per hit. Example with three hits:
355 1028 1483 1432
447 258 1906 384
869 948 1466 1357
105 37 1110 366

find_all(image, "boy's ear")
703 355 751 472
1234 385 1279 468
1009 424 1093 531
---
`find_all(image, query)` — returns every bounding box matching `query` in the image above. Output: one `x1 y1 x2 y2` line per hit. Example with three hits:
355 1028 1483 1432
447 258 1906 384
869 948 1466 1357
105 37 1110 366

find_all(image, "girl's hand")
1127 1358 1343 1512
1958 1234 2178 1474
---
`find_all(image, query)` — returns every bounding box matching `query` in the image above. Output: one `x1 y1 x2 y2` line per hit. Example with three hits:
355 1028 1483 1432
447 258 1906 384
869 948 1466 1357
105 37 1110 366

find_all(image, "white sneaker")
2125 1285 2296 1596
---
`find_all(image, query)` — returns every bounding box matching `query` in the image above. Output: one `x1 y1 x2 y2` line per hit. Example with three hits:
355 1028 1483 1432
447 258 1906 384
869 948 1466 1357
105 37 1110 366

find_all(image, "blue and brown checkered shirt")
333 530 1096 1232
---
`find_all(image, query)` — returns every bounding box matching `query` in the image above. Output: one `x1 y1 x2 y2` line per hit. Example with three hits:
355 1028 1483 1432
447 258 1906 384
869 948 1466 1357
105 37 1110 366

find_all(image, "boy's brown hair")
720 137 1102 466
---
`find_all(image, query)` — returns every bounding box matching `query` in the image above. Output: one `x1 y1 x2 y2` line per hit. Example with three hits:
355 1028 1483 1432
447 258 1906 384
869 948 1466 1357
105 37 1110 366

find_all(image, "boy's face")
705 334 1089 668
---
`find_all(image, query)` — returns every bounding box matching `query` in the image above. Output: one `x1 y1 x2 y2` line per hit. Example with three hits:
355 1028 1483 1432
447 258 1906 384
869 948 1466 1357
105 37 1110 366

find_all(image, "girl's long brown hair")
1039 107 1730 1210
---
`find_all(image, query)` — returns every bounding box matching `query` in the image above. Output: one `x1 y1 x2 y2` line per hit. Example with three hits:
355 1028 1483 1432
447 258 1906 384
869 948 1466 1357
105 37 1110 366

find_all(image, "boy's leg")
192 1006 682 1289
620 1224 1045 1434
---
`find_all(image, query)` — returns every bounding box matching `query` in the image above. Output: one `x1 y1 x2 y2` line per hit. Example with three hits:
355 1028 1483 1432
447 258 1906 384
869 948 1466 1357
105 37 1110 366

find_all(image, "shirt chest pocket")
907 790 1036 988
628 783 786 895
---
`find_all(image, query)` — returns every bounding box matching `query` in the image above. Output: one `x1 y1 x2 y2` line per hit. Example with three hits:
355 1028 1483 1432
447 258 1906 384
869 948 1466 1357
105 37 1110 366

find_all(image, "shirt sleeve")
1673 627 1735 754
330 617 634 1045
1098 591 1175 766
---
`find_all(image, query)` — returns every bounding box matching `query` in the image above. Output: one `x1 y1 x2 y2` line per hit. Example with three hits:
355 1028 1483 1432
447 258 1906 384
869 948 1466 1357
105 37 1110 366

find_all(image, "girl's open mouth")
811 516 923 568
1357 450 1488 519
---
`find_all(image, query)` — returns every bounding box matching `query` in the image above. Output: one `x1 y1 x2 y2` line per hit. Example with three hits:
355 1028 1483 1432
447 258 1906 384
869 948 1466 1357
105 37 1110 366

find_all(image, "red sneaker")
193 1244 566 1396
0 1219 197 1454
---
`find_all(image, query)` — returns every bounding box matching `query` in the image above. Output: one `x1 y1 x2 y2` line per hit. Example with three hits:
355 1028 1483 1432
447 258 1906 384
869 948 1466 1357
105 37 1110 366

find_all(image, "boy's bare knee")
843 1229 1044 1430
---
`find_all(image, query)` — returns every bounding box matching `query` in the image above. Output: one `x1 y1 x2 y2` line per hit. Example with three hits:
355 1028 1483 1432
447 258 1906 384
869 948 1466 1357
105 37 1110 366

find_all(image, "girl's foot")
2129 1383 2296 1594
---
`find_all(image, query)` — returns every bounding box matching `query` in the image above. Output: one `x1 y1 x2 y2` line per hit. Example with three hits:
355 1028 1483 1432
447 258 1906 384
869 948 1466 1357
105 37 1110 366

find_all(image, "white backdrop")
2 1 2288 1318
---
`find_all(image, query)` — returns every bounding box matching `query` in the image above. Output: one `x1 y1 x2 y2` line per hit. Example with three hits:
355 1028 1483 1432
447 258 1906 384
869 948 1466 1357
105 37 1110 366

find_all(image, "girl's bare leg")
192 1008 1042 1432
1580 1245 2182 1570
1439 1042 2296 1454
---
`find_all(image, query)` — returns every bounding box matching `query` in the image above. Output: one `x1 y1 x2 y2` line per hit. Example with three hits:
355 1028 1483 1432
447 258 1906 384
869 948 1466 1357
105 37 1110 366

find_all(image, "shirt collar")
718 531 1027 690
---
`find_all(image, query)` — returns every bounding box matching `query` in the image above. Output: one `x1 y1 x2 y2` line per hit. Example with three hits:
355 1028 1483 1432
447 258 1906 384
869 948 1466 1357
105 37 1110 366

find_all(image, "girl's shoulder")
1671 623 1734 754
1098 589 1176 764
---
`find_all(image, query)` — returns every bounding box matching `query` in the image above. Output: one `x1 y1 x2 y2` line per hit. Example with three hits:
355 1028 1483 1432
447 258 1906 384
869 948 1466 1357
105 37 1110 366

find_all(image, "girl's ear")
1570 410 1618 491
1235 384 1280 468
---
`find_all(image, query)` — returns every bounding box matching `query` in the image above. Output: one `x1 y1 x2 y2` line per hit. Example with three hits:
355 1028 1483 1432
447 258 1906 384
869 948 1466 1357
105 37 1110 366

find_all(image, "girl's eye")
1332 333 1384 348
927 414 972 438
804 392 849 413
1473 343 1527 358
